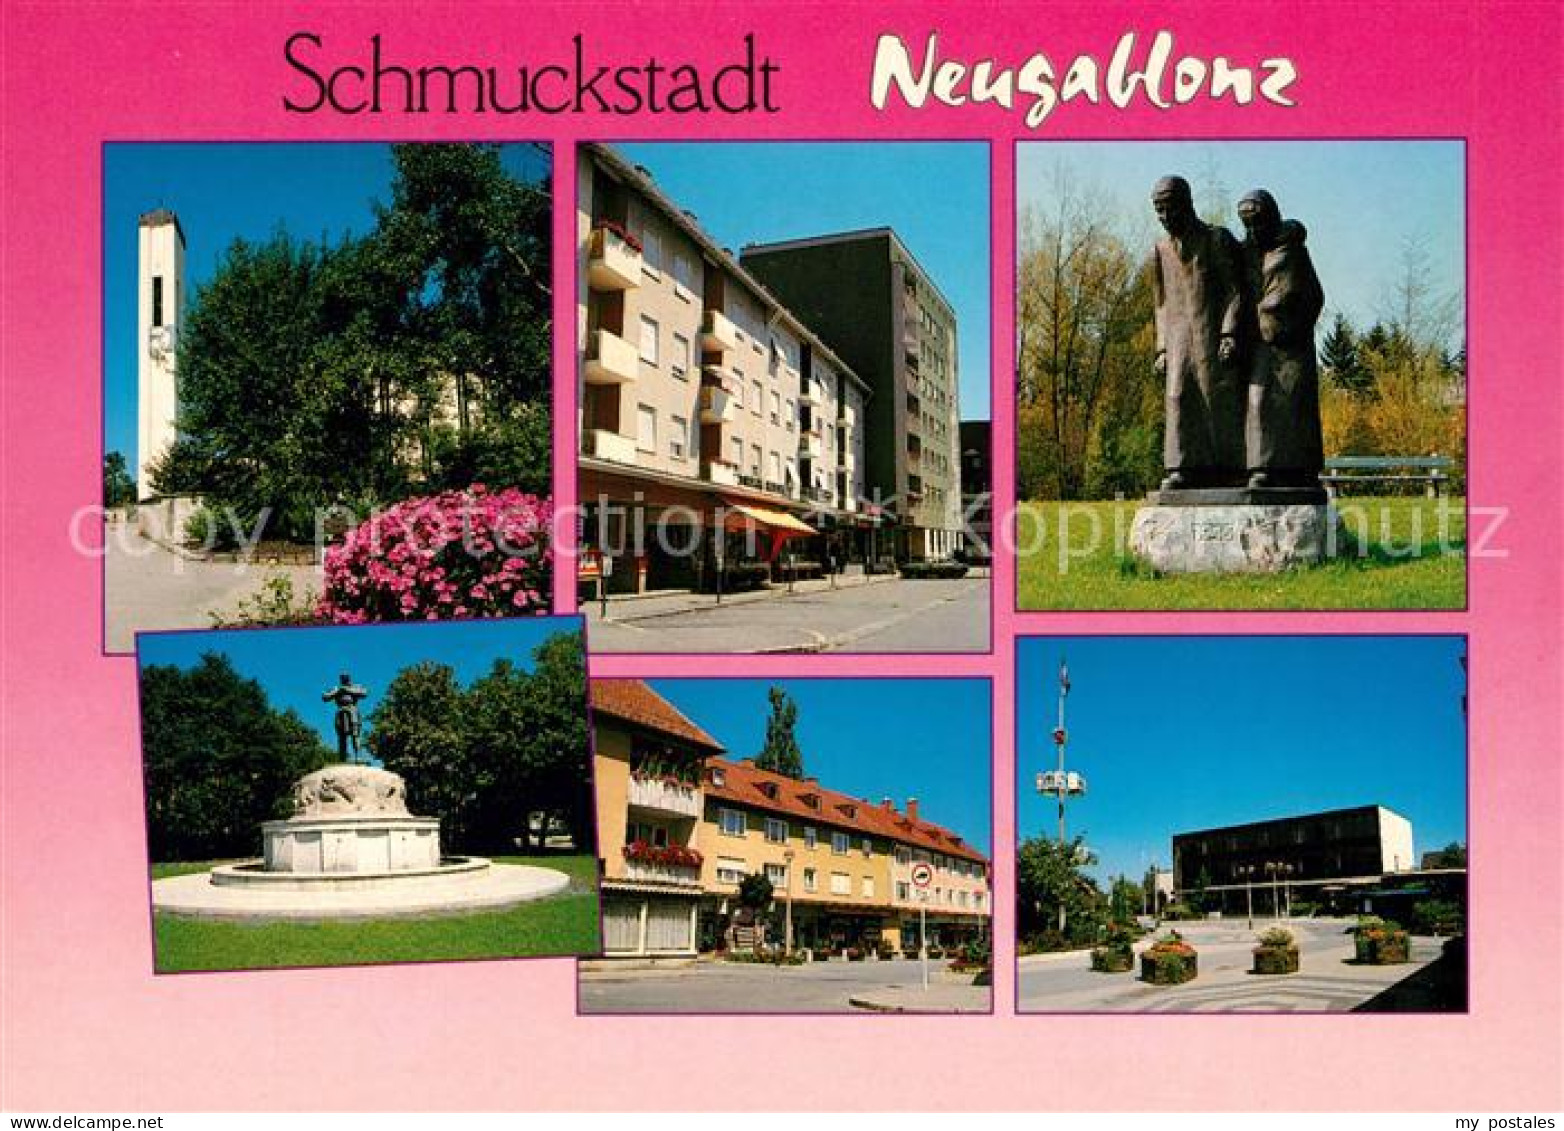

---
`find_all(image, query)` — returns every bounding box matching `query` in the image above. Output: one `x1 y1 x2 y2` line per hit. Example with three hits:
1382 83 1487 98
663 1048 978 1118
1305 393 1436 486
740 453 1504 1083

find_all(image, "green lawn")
1017 496 1466 610
151 854 601 973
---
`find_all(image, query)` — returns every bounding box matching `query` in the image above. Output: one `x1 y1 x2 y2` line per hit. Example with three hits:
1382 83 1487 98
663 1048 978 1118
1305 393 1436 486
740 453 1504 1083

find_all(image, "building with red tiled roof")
590 679 991 959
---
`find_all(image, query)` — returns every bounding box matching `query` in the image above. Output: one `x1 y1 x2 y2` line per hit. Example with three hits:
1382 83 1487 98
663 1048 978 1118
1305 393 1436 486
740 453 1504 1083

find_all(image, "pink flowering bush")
317 486 553 624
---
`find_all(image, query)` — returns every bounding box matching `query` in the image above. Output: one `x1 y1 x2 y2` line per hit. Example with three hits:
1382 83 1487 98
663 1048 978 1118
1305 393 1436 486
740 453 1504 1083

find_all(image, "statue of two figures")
322 672 369 763
1149 176 1325 495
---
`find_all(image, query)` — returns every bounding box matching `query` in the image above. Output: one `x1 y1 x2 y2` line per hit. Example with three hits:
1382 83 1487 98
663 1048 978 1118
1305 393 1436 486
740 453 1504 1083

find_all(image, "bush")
1257 926 1295 949
1253 927 1300 975
208 574 319 628
899 560 970 580
1140 931 1198 985
1412 899 1464 936
1353 916 1410 964
1160 902 1198 921
182 506 227 550
317 486 552 624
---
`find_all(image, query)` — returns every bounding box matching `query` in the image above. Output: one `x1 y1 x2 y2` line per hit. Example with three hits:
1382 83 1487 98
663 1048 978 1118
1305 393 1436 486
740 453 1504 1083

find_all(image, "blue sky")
618 142 992 421
1017 140 1465 351
102 142 549 476
648 678 992 854
1016 636 1467 885
137 615 581 751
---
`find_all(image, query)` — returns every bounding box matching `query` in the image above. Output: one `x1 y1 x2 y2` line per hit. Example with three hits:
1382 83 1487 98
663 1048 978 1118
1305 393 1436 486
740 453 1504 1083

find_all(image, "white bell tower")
136 209 185 500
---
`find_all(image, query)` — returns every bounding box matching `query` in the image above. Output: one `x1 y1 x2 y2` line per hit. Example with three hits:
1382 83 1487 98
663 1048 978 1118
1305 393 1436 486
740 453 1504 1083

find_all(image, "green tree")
367 629 589 856
162 144 553 542
140 652 332 861
103 451 137 507
1016 835 1107 948
754 686 804 779
1321 313 1369 394
738 872 774 911
1109 874 1145 923
365 661 472 838
1423 841 1467 869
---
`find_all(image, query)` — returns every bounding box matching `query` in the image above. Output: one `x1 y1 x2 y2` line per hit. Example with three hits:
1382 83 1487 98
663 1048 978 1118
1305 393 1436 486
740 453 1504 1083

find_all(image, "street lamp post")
1238 865 1256 930
1036 658 1087 935
783 849 795 955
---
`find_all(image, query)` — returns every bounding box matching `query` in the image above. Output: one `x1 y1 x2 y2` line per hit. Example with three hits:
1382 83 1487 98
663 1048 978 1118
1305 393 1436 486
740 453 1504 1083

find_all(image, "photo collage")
106 137 1466 1017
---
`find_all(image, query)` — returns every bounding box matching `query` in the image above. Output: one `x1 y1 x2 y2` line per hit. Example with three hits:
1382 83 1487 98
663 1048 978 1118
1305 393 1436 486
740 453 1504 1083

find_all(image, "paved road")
104 532 320 653
584 576 991 654
579 957 990 1014
1018 918 1448 1013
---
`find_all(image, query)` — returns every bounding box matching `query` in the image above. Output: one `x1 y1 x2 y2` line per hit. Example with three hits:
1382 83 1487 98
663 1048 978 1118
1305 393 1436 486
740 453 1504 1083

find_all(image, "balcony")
799 381 821 407
582 428 637 465
628 775 702 819
701 309 739 352
703 459 740 487
699 371 737 423
838 404 856 429
798 430 823 459
622 858 702 888
583 328 638 385
587 225 642 291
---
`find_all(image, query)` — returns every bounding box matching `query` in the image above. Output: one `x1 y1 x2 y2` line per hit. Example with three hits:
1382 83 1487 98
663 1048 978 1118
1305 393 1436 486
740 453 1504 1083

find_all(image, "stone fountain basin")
153 860 571 921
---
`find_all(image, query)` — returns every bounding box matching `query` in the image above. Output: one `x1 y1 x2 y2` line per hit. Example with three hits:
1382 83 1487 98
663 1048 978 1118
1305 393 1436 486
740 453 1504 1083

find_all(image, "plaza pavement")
105 532 320 653
582 573 991 653
578 956 991 1014
1017 917 1453 1013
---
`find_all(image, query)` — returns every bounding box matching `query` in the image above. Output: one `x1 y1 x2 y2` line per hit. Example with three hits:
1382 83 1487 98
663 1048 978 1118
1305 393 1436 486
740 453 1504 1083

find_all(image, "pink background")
2 0 1560 1112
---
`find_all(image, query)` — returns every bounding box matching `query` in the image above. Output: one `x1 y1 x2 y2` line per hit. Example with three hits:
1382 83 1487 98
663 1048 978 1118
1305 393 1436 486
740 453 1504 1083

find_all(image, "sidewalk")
849 977 992 1014
584 570 901 623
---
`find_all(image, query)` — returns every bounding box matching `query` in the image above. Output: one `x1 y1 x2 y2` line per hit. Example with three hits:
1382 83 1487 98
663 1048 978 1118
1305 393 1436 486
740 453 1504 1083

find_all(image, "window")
831 832 849 856
729 437 744 467
785 399 796 431
751 380 764 415
641 226 662 275
716 858 745 885
627 822 668 847
151 276 164 327
636 405 657 453
770 391 781 425
769 452 781 484
750 445 763 477
896 882 910 901
861 837 873 858
669 415 688 461
764 817 788 844
862 877 875 898
803 868 817 892
765 862 788 888
638 315 659 364
830 872 851 896
671 333 691 380
803 826 818 849
719 808 746 837
895 846 911 865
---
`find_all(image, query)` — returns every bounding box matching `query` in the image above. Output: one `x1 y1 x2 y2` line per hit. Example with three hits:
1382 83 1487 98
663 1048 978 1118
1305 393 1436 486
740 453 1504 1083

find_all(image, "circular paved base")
153 863 570 921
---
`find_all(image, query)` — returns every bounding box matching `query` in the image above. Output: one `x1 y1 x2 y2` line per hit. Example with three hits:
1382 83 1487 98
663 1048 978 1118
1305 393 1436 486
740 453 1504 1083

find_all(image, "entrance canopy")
718 502 818 537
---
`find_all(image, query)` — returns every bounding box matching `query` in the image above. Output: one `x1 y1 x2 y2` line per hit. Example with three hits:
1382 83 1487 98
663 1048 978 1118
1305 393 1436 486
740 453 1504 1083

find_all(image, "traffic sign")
910 862 933 889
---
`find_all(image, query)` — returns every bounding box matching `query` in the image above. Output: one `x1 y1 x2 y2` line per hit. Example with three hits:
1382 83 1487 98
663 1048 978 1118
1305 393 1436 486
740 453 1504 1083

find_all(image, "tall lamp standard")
1237 864 1257 930
783 848 796 955
1036 657 1087 934
1264 862 1294 921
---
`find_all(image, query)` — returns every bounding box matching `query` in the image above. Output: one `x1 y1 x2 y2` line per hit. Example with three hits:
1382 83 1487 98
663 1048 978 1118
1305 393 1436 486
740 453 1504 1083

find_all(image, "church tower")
136 209 185 500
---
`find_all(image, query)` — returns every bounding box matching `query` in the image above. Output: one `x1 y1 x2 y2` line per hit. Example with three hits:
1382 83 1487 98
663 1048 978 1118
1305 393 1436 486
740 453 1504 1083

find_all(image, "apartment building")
591 679 726 957
591 680 991 957
700 756 990 955
577 144 878 594
741 229 965 561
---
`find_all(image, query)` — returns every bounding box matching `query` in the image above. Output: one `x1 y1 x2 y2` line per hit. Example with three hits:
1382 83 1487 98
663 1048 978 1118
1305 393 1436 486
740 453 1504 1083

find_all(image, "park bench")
1321 455 1456 497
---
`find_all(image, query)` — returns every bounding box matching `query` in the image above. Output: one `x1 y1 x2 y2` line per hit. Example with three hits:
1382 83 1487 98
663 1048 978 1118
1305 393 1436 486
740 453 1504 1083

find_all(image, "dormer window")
711 768 726 787
758 781 779 800
800 792 821 810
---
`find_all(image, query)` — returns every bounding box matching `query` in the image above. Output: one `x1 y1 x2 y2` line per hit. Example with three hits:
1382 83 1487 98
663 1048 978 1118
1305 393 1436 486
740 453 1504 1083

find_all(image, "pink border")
2 0 1560 1113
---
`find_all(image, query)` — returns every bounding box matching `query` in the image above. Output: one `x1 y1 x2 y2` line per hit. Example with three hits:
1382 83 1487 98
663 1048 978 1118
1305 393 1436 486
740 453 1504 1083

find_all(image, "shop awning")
720 502 818 537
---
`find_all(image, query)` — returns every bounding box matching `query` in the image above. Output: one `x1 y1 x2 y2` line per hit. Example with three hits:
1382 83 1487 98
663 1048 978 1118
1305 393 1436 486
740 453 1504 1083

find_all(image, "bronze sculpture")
322 672 369 762
1237 189 1326 489
1148 175 1247 491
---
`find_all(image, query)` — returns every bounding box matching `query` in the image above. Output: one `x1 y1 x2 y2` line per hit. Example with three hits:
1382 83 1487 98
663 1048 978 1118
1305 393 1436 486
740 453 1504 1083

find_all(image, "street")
579 956 990 1014
1018 918 1456 1012
104 531 320 653
582 574 991 653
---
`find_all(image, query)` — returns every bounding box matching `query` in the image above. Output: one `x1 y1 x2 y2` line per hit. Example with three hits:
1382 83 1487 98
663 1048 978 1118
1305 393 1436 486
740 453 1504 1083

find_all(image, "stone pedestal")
1130 488 1339 574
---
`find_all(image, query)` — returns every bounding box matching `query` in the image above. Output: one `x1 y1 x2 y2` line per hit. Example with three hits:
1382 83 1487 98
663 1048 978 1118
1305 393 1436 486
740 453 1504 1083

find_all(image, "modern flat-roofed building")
590 679 726 957
741 229 964 561
577 144 878 593
1172 804 1418 915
